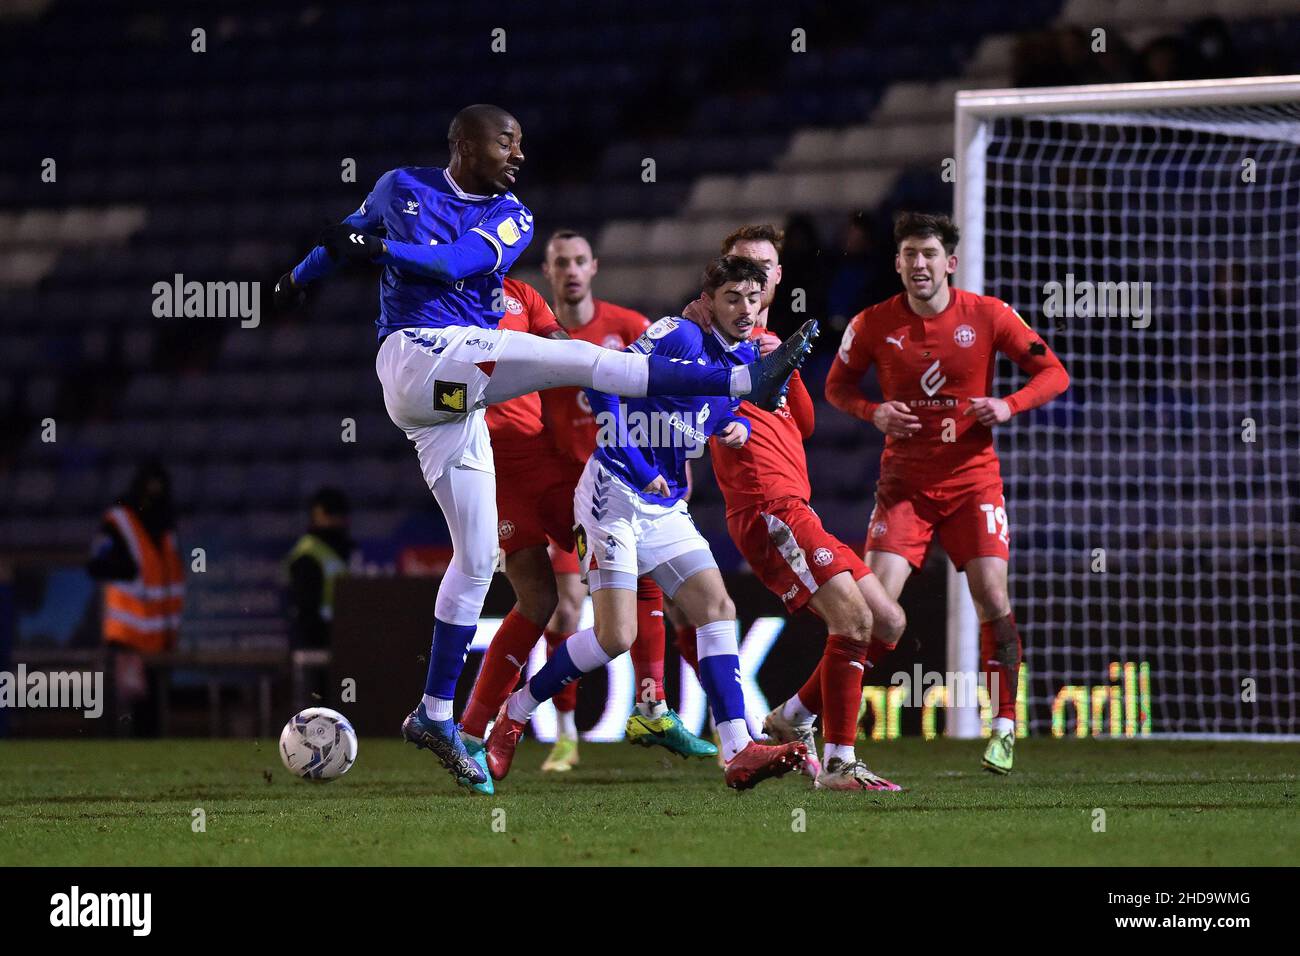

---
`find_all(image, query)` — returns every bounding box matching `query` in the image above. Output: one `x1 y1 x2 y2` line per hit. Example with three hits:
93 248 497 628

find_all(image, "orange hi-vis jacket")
102 506 185 653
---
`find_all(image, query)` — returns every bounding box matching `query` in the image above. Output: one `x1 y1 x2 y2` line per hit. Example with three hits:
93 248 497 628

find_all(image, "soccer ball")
279 707 358 781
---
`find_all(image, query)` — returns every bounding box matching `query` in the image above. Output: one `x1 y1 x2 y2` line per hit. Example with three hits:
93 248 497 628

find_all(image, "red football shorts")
495 450 584 557
548 542 581 576
866 472 1010 570
728 497 870 613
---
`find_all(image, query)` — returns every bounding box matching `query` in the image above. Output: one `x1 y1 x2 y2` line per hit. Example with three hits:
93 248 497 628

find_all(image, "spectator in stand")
284 487 354 650
87 459 184 736
766 213 827 340
827 211 885 332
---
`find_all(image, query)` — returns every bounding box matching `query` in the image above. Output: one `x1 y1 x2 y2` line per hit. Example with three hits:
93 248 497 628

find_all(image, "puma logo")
440 389 465 411
886 334 906 350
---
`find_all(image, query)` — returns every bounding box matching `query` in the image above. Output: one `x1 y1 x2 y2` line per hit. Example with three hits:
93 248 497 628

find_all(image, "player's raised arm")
966 303 1070 427
825 313 920 438
375 202 533 282
273 169 396 310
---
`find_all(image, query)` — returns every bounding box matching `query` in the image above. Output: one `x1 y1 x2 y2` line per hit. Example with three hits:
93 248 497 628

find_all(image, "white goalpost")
951 76 1300 740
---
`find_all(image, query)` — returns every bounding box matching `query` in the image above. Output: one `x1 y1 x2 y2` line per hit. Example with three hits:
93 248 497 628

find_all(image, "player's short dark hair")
721 223 784 256
545 229 595 258
893 211 960 254
310 487 350 517
702 255 768 294
447 104 515 147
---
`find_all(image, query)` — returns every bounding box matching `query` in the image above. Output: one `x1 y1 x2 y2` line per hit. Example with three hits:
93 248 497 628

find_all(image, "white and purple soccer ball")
279 707 358 781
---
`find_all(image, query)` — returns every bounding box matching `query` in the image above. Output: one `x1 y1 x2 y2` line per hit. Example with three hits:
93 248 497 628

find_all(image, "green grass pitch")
1 738 1294 866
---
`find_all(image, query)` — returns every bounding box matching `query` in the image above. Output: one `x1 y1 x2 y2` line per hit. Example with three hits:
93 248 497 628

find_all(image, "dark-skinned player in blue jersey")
273 105 818 789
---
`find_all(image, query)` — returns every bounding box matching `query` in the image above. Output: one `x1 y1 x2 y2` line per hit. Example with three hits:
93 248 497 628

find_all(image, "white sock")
557 710 577 740
728 364 753 397
992 716 1015 737
637 699 667 719
568 627 614 672
591 351 649 396
823 742 855 766
422 695 453 720
781 694 815 726
506 684 540 724
717 718 753 763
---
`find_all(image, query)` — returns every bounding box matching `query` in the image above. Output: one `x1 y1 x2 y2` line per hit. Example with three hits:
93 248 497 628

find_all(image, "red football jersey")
828 287 1068 485
540 299 650 465
486 278 563 455
710 369 815 515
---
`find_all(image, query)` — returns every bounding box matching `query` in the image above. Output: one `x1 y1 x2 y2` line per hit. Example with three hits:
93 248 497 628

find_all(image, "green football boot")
541 735 580 772
626 708 719 759
982 731 1014 774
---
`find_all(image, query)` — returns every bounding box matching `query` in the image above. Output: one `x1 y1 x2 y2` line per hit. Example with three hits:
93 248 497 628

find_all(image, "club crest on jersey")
497 218 522 246
434 381 468 413
498 520 515 540
813 547 834 567
503 295 524 315
954 324 976 347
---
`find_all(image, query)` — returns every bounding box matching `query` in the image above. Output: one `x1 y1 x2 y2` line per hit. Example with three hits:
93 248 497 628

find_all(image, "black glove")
320 224 386 263
273 271 307 311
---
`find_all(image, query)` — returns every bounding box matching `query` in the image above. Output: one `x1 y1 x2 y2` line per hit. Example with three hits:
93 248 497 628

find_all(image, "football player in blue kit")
485 256 817 790
274 105 818 788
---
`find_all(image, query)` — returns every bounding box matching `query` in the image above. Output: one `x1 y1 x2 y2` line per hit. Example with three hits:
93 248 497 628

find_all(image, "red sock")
864 637 894 672
821 635 868 745
463 608 543 738
631 578 666 702
980 613 1022 721
674 623 699 676
796 661 822 715
546 628 579 713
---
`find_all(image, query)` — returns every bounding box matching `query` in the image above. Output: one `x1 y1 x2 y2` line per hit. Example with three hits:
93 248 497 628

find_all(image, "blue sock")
526 641 584 704
423 617 478 701
646 355 732 396
698 652 746 723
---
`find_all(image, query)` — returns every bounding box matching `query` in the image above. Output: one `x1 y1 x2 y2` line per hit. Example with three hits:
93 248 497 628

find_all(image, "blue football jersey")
293 166 534 338
588 317 755 505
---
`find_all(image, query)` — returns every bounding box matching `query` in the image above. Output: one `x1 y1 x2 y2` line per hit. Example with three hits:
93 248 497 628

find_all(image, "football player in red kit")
458 276 569 792
825 212 1069 773
683 225 906 791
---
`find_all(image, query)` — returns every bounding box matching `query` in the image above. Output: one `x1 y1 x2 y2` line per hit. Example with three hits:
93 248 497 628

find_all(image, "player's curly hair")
702 254 768 294
893 211 960 254
721 223 784 255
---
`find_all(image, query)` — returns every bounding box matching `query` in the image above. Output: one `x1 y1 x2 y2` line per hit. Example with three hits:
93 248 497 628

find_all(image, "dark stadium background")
2 0 1298 737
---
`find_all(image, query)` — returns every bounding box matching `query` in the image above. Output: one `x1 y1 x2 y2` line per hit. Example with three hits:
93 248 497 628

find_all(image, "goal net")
953 78 1300 739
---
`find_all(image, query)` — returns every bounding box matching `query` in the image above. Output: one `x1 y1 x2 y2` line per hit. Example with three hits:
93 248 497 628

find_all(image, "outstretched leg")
481 320 818 411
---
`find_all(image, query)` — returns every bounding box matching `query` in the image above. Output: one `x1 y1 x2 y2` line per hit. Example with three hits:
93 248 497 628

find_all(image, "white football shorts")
375 325 514 489
572 456 716 596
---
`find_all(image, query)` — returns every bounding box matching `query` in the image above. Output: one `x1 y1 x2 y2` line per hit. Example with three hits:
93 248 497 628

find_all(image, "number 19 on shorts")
980 501 1009 545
